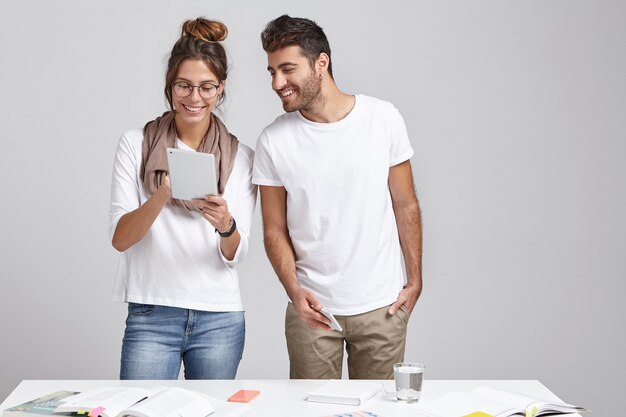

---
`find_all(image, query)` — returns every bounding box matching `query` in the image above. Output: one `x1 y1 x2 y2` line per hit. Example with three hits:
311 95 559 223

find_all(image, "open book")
3 390 80 417
53 387 247 417
415 386 588 417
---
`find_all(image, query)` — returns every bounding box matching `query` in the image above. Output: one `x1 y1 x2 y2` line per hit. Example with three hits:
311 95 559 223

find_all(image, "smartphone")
320 308 343 332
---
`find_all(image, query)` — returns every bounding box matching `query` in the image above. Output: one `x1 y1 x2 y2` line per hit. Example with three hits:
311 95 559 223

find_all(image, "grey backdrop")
1 1 624 415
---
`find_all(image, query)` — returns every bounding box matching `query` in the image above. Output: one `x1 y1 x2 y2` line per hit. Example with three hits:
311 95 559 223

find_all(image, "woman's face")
171 59 224 128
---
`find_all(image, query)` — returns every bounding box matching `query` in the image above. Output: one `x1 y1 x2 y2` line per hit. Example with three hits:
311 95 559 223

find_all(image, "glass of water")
393 362 425 402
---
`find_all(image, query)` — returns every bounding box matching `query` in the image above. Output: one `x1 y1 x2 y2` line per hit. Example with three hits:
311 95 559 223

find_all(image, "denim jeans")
120 303 245 379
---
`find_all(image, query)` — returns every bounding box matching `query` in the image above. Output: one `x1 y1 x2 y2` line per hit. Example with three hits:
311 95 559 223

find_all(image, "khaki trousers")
285 303 409 379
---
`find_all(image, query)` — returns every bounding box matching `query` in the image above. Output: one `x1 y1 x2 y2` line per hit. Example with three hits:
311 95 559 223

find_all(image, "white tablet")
166 148 218 200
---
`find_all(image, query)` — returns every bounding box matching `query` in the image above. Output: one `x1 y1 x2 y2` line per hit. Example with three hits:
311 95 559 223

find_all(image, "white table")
0 380 581 417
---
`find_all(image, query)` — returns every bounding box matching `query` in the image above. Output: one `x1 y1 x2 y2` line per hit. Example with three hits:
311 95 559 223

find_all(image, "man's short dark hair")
261 15 333 77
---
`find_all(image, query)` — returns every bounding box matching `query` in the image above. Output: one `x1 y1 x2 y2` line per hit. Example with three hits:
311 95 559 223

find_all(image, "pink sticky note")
88 407 106 417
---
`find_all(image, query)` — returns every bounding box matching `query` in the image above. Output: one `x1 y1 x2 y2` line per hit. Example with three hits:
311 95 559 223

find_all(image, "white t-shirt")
109 129 257 312
252 94 414 315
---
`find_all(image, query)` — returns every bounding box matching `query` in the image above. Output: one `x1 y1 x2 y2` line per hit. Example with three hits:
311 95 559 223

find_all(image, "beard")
282 70 323 113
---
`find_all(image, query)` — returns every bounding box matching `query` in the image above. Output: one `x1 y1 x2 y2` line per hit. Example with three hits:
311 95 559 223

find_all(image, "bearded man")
253 15 423 379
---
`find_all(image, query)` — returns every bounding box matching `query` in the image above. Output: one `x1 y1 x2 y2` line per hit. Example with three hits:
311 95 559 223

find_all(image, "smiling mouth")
182 104 207 113
278 88 295 99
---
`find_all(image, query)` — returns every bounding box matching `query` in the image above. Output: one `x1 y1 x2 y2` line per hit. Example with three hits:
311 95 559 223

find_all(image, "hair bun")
182 17 228 42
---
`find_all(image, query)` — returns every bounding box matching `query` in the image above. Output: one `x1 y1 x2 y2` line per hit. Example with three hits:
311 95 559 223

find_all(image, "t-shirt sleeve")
109 133 141 241
218 147 258 267
252 130 283 186
389 107 414 166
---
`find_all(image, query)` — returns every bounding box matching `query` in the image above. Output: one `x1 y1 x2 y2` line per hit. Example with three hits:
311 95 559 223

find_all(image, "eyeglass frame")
171 80 222 100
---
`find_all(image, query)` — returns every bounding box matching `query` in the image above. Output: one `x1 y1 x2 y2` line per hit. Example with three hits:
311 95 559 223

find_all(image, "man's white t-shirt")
253 94 414 315
109 130 257 312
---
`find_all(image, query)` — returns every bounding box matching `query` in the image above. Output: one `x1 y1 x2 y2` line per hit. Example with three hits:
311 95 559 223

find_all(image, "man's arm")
259 185 331 330
388 160 423 315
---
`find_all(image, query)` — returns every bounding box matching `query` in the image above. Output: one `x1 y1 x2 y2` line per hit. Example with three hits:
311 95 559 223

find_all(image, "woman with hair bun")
109 18 256 379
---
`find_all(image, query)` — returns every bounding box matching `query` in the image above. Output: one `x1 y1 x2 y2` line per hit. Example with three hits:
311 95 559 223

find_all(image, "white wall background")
1 1 624 415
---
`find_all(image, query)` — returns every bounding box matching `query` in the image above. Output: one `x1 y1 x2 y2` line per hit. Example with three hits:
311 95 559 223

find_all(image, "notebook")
306 380 381 406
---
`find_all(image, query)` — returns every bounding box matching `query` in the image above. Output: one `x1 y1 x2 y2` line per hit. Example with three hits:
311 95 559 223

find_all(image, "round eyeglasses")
172 81 220 100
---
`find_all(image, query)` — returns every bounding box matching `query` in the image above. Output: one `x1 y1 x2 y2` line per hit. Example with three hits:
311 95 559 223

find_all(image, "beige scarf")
140 111 239 212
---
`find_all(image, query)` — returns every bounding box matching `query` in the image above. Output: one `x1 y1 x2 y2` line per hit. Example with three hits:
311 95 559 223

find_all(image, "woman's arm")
112 176 171 252
196 148 257 262
198 195 241 261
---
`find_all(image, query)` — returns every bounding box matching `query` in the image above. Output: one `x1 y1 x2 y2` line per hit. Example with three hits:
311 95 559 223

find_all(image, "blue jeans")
120 303 245 379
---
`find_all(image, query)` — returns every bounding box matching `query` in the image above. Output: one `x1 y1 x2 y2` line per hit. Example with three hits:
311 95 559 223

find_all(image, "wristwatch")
216 217 237 238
